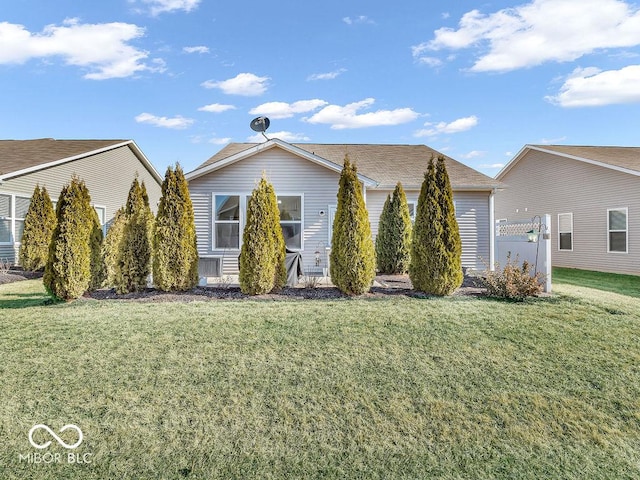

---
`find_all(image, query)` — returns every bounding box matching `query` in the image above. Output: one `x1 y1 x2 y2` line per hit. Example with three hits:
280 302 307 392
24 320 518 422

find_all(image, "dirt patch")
1 268 487 302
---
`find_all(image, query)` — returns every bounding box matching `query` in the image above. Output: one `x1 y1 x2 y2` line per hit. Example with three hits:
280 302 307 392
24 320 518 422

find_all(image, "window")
558 213 573 251
407 201 416 221
608 208 628 253
0 194 11 243
0 193 30 244
94 205 107 236
214 195 240 249
278 195 302 250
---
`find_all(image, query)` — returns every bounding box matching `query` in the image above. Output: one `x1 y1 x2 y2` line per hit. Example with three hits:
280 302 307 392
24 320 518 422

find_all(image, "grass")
1 278 639 479
554 267 640 299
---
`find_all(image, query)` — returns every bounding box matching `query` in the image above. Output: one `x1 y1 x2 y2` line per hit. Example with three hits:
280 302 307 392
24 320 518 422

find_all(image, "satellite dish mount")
250 116 271 141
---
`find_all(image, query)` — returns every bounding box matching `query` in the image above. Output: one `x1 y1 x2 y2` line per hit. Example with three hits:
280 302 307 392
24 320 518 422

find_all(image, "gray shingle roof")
528 145 640 173
0 138 128 177
194 142 499 190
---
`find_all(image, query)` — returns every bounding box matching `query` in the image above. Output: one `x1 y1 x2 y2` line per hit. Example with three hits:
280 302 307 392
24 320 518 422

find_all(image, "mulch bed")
1 269 487 302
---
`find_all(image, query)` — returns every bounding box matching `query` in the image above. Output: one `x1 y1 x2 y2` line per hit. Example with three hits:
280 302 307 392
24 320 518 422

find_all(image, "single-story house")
186 138 500 277
0 138 163 264
494 145 640 275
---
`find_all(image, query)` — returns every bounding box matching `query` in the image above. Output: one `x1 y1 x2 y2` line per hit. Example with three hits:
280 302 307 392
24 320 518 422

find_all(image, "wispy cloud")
415 0 640 72
209 137 232 145
0 18 161 80
201 73 270 96
135 112 194 129
247 131 311 143
546 65 640 107
249 100 328 119
478 163 505 169
304 98 419 129
197 103 236 113
183 45 209 54
414 115 478 137
132 0 201 16
460 150 485 159
342 16 376 25
307 68 347 81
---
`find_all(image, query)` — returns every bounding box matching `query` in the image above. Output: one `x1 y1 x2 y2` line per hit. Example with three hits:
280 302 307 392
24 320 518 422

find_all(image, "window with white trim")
0 193 31 244
94 205 107 236
278 195 302 250
608 208 628 253
214 195 240 249
558 213 573 251
407 201 416 222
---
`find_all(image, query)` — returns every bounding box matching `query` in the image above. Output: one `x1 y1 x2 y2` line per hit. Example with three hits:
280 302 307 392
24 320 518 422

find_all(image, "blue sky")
2 0 639 177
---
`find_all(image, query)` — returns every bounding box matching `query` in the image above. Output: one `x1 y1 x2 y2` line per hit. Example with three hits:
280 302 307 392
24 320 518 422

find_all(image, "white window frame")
407 201 416 222
327 204 337 247
212 193 246 251
0 192 31 245
277 193 304 252
93 205 107 237
607 207 628 254
558 212 573 252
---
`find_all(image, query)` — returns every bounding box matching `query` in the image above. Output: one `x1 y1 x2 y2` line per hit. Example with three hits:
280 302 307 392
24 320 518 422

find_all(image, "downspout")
489 189 496 271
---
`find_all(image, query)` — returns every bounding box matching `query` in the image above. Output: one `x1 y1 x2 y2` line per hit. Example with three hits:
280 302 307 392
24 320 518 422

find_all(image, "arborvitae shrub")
375 182 412 274
330 156 376 295
239 176 286 295
103 207 126 287
410 156 463 295
88 206 105 292
117 178 154 293
44 176 95 300
19 185 56 271
435 155 463 294
153 165 198 291
409 157 446 294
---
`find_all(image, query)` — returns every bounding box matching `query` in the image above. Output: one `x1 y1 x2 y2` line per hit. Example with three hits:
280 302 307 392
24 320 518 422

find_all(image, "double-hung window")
558 213 573 251
608 208 628 253
214 195 241 249
277 195 302 250
0 193 31 244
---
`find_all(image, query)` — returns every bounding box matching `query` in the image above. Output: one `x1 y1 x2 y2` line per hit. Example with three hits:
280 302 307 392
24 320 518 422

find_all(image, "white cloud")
479 163 505 169
0 19 159 80
209 137 232 145
304 98 419 129
342 16 375 25
183 45 209 54
546 65 640 106
247 131 311 143
307 68 347 81
414 115 479 137
249 100 328 119
135 112 194 129
197 103 236 113
133 0 201 16
416 0 640 72
460 150 485 159
201 73 270 96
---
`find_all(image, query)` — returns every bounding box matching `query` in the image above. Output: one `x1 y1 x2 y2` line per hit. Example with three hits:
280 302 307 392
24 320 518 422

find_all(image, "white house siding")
188 148 342 275
362 189 490 272
0 145 162 263
495 150 640 275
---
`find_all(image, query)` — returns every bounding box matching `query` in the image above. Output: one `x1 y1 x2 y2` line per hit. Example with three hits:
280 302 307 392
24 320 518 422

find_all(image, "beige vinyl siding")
188 148 341 275
0 145 162 264
367 189 490 272
495 149 640 275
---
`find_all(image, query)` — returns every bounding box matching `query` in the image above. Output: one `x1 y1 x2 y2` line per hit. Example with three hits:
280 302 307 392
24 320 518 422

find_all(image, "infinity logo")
28 424 83 450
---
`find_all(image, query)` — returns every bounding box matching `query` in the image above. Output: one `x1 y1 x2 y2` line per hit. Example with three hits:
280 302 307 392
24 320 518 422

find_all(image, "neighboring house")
495 145 640 275
0 139 163 264
186 139 500 277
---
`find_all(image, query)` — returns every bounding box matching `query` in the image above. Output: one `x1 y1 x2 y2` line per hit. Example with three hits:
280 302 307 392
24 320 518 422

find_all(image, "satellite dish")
250 116 270 141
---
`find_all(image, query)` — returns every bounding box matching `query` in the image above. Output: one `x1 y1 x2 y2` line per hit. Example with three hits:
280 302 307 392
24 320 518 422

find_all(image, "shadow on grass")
0 292 56 309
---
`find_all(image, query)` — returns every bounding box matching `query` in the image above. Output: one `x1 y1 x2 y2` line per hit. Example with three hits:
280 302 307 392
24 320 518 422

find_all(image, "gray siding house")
495 145 640 275
186 139 499 276
0 139 163 264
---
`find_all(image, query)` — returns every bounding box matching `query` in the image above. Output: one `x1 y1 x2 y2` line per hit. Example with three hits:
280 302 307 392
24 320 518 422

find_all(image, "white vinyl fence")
495 214 552 292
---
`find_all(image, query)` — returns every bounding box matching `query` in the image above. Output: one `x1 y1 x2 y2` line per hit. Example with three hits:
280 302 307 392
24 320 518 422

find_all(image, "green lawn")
554 267 640 299
1 278 639 479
